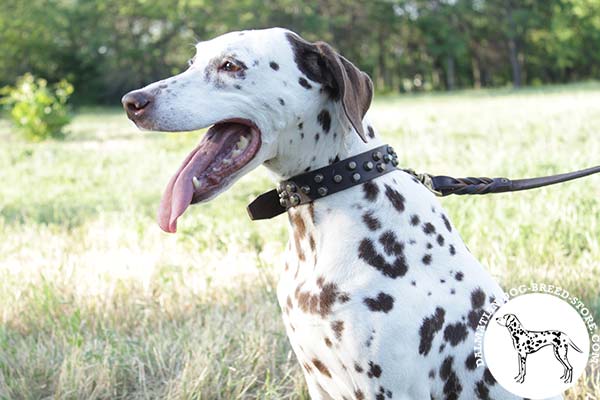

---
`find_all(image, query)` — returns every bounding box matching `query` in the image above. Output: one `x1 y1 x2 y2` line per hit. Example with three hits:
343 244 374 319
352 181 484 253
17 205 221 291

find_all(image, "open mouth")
158 119 261 233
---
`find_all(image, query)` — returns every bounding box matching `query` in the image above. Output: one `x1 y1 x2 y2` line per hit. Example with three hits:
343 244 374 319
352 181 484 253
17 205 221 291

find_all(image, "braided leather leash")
404 166 600 197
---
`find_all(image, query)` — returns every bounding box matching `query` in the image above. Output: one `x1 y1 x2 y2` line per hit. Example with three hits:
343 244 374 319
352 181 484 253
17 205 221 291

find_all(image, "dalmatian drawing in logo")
495 313 583 384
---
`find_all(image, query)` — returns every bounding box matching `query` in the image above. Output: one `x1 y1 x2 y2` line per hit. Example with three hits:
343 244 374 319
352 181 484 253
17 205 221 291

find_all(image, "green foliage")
1 0 600 103
1 73 74 141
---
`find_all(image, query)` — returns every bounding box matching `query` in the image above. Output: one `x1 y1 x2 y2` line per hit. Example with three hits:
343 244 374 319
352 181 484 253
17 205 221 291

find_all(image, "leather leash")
247 144 600 220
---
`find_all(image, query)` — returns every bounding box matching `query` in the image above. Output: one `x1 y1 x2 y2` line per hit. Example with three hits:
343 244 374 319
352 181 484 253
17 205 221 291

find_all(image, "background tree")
1 0 599 103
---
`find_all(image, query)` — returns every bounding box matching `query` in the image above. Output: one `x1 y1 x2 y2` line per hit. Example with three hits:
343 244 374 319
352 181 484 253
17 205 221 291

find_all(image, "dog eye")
219 60 242 72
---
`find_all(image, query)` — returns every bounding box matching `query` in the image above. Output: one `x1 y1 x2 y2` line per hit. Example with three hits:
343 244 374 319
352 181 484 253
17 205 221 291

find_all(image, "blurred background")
0 1 599 399
3 0 600 103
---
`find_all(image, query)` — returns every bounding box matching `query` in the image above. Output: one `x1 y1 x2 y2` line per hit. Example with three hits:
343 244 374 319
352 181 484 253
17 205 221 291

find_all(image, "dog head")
496 313 520 328
122 28 373 233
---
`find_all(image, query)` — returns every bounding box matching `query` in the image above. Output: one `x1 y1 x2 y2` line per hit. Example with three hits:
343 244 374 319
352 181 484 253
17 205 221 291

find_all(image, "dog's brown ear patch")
287 33 373 142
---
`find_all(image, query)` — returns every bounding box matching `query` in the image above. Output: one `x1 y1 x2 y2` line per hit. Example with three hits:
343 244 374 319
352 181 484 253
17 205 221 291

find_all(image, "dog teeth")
192 176 202 189
232 149 242 157
222 158 232 165
236 135 249 150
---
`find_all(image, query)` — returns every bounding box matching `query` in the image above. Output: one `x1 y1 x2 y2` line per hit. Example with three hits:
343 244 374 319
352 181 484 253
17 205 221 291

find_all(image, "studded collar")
247 145 398 220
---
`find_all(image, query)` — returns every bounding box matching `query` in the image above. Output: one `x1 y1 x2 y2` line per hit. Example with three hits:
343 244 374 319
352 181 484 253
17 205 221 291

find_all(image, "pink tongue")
157 124 244 233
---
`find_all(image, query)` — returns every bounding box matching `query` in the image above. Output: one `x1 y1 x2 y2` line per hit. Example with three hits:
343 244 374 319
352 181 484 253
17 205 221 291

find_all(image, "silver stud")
376 163 386 172
279 191 289 199
333 174 342 183
318 186 328 196
286 183 297 192
279 198 287 207
383 154 391 163
387 146 394 154
372 151 382 161
314 174 324 183
391 158 399 167
301 185 311 194
364 161 374 171
352 173 361 182
290 194 300 206
347 161 357 170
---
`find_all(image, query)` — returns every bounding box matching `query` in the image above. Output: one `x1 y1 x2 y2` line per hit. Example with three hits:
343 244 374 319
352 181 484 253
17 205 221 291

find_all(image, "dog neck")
263 100 383 180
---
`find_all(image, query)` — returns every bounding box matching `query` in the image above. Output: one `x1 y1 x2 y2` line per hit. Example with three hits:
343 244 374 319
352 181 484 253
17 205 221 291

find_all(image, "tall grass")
0 83 598 399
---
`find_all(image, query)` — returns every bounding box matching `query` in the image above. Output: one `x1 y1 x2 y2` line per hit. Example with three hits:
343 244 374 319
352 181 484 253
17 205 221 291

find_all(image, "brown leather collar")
246 145 600 220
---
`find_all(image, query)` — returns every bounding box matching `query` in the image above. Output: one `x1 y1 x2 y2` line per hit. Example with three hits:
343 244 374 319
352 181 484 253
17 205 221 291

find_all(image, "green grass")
1 83 599 399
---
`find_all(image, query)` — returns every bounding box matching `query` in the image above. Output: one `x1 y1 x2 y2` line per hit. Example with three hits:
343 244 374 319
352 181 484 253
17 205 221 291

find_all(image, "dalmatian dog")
122 28 563 399
496 313 583 384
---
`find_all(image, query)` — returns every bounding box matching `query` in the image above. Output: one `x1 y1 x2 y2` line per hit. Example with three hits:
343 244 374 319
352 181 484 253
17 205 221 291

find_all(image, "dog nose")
122 90 152 118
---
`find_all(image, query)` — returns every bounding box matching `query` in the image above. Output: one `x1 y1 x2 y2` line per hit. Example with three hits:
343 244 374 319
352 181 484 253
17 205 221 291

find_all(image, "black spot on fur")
384 184 405 212
367 125 375 138
467 288 486 330
449 244 456 255
362 211 381 231
298 77 312 89
317 109 331 133
455 271 463 281
440 357 452 380
418 307 445 355
423 222 436 235
378 231 404 256
367 361 382 378
422 254 432 265
314 133 320 142
358 238 408 279
471 288 486 309
444 322 469 346
234 84 242 90
298 122 303 130
468 309 484 331
475 381 491 400
362 181 379 201
363 292 394 313
437 234 445 246
278 98 285 106
441 214 452 232
410 215 420 226
269 61 279 70
465 352 477 370
440 356 463 400
483 368 496 385
354 363 363 373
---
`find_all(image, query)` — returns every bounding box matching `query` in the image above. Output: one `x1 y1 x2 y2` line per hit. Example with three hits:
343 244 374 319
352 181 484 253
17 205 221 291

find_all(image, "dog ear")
315 42 373 142
286 33 373 142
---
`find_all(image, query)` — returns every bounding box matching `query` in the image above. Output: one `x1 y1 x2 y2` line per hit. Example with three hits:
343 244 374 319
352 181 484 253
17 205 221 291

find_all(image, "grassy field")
1 83 599 399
